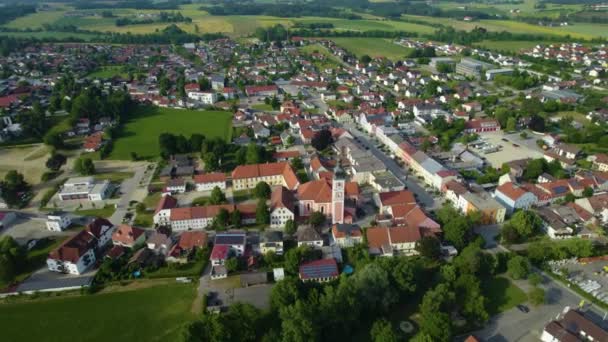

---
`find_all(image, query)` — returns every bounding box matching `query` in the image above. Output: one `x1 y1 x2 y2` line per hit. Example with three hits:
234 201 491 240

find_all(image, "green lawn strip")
0 283 197 342
109 106 233 160
482 275 527 315
94 172 134 183
75 204 116 218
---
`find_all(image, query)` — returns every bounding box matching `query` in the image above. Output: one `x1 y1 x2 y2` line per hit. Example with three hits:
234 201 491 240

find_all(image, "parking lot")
471 132 544 168
548 258 608 305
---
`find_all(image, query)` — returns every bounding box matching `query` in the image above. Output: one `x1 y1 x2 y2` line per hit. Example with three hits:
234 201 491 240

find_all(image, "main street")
342 122 436 208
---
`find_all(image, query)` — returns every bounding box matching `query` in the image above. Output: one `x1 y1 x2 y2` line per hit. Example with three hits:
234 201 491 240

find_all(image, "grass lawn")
482 276 527 315
133 211 154 227
109 106 233 160
95 172 134 183
251 103 274 111
328 37 413 60
87 66 129 79
191 196 211 206
76 204 116 218
143 192 162 209
0 283 197 342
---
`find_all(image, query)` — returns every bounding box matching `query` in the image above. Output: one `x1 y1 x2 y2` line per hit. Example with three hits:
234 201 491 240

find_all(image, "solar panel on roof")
554 186 568 194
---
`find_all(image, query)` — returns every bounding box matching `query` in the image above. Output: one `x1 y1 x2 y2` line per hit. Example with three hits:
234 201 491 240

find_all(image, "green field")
328 37 413 60
109 106 233 160
483 276 527 315
87 66 129 79
402 14 608 40
0 283 197 342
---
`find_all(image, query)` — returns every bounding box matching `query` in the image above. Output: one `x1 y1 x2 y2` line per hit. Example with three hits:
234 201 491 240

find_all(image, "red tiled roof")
48 230 96 263
210 244 230 260
155 194 178 214
379 190 416 207
112 225 145 246
177 231 208 250
496 182 528 200
86 218 113 239
193 172 226 184
271 186 295 211
231 162 299 190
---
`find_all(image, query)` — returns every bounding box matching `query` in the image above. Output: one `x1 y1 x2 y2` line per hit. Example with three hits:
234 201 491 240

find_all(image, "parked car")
517 305 529 313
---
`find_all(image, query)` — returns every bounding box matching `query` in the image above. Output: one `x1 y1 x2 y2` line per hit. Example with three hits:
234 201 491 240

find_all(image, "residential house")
167 231 208 263
297 226 324 249
494 182 538 213
45 212 71 232
146 232 173 256
47 230 97 275
86 218 115 249
260 231 284 255
331 224 362 248
153 194 178 226
167 203 256 231
210 232 247 266
458 191 506 224
270 186 295 229
112 224 146 248
299 258 339 283
575 193 608 225
541 307 608 342
366 226 423 257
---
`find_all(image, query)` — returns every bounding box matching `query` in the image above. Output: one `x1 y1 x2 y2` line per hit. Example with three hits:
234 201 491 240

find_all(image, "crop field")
87 66 129 79
0 283 197 342
328 37 413 60
402 14 607 40
109 106 233 160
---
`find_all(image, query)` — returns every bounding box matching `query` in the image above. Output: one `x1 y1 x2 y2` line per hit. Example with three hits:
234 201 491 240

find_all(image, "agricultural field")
328 37 413 60
402 14 607 39
109 106 233 160
432 0 583 18
0 283 197 342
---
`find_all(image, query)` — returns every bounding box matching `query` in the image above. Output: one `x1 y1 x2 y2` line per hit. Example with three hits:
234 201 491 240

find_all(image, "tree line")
115 11 192 27
203 2 361 19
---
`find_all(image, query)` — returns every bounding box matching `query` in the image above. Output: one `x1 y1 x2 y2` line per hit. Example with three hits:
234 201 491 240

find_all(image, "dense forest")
0 5 36 26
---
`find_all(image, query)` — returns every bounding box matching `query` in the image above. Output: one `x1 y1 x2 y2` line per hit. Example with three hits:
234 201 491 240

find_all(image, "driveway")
108 163 150 225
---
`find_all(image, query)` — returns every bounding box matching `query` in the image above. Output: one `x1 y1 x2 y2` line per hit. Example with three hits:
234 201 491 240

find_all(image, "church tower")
332 165 345 224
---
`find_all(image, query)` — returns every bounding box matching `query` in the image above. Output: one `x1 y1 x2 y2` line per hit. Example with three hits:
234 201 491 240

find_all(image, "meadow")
0 283 197 342
109 106 233 160
328 37 413 60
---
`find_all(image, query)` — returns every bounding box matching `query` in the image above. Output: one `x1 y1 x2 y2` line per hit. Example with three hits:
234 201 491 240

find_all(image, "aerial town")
0 1 608 341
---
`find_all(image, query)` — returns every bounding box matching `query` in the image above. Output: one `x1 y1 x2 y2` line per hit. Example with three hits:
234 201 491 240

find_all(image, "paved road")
342 123 435 208
108 163 150 225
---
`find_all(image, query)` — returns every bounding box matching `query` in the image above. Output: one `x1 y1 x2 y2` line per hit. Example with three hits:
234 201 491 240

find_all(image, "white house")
297 226 323 248
46 212 71 232
47 229 97 275
187 91 217 104
270 186 295 229
494 182 538 213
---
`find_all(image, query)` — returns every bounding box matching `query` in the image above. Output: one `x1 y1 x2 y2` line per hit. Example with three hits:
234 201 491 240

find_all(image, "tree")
370 319 397 342
528 114 546 132
130 152 138 161
270 277 301 309
308 211 326 228
284 219 297 235
507 255 531 280
583 187 594 198
291 157 304 171
506 117 517 132
73 157 95 175
529 286 546 306
256 199 269 225
43 131 64 149
419 284 454 342
0 170 30 207
443 216 472 250
253 181 271 199
360 55 372 64
203 152 219 172
528 273 542 287
246 142 263 164
416 236 441 259
0 236 25 283
311 129 333 151
504 210 542 240
225 257 238 272
45 153 67 171
231 209 242 228
209 186 227 205
213 208 230 229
